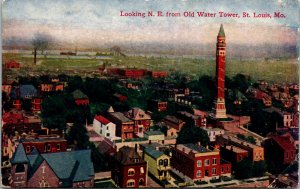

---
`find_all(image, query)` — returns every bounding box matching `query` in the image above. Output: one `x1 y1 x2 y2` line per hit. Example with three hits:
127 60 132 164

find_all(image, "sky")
2 0 299 48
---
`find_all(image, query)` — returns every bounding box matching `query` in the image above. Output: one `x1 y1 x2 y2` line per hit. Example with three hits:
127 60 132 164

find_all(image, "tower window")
15 164 25 173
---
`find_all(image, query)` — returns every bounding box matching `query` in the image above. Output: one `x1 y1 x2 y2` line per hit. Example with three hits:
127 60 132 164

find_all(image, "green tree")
252 160 267 177
41 95 67 132
234 159 253 179
66 121 89 149
177 125 209 146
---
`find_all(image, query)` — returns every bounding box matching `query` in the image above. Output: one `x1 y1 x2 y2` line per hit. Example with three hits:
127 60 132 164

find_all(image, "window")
106 133 110 137
196 170 201 177
56 144 61 151
127 179 135 187
205 159 210 166
197 160 202 167
47 144 51 151
164 159 168 166
212 168 216 175
128 168 135 176
16 164 25 172
140 167 145 174
159 159 163 166
212 158 217 165
221 167 224 173
26 146 31 153
286 152 289 159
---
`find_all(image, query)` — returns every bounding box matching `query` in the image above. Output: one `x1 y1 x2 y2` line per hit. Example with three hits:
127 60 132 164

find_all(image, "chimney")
197 142 201 147
135 143 138 152
230 146 233 151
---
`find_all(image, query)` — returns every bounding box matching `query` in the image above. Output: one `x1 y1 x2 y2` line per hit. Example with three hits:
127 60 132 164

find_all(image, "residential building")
4 60 20 69
125 108 151 135
219 145 249 163
148 71 168 78
216 135 264 161
10 143 94 188
93 115 116 139
147 99 167 112
171 143 231 181
31 97 42 112
176 111 202 127
144 131 165 143
263 107 296 128
111 146 147 188
107 112 135 139
164 115 185 131
263 136 296 165
143 147 171 180
203 127 225 142
72 89 89 106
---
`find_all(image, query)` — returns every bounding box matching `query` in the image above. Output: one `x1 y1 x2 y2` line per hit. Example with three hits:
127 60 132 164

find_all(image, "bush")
210 178 221 183
194 180 208 185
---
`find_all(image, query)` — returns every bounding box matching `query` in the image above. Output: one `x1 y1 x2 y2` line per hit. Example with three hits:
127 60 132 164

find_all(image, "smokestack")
34 48 37 65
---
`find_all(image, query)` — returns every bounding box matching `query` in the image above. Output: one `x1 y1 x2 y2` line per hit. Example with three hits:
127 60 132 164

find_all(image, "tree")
177 125 209 146
252 160 267 177
66 121 89 149
32 33 52 64
41 95 67 132
234 159 253 179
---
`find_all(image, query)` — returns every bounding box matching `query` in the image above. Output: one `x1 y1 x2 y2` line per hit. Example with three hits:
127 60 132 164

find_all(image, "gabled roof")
272 136 295 151
164 115 184 124
125 107 151 120
115 146 145 165
72 89 88 99
11 143 29 164
94 115 111 125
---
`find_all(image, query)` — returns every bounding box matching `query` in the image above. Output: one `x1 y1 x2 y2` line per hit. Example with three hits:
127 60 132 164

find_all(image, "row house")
171 143 231 182
143 147 171 181
72 89 89 106
10 144 94 188
263 136 296 165
92 115 116 139
247 88 272 106
119 69 147 79
111 146 147 188
219 145 249 163
148 71 168 78
147 99 167 112
124 108 151 136
107 112 135 139
176 111 202 127
216 135 264 162
39 82 64 93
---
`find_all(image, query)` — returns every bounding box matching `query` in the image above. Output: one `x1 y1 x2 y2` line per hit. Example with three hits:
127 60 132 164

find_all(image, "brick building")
147 99 167 112
72 89 89 106
125 108 151 135
107 112 135 139
164 115 185 131
148 71 168 78
111 146 147 188
171 143 231 181
119 69 147 79
219 145 249 163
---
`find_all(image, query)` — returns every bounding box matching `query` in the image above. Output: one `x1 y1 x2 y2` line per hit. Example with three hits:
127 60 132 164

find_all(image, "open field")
3 53 298 83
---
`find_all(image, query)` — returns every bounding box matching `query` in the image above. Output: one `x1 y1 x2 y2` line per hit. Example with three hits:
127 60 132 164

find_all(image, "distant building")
31 97 43 112
219 145 249 163
119 69 147 79
144 131 165 143
147 99 167 112
10 143 94 188
148 71 168 78
93 115 116 139
171 143 231 181
72 89 89 106
4 60 20 69
263 107 296 128
203 127 225 142
164 115 185 131
111 146 147 188
176 111 202 127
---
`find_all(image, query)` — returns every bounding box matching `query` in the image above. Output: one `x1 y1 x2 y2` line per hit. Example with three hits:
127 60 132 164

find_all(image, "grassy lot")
3 53 298 83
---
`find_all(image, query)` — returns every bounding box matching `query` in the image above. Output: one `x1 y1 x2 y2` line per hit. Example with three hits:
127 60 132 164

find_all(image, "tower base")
212 98 227 119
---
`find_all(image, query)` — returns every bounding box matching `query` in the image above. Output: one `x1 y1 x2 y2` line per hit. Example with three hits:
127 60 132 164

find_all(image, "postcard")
1 0 299 188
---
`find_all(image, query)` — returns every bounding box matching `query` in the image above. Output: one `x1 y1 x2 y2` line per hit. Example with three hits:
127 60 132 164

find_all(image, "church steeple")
218 24 225 37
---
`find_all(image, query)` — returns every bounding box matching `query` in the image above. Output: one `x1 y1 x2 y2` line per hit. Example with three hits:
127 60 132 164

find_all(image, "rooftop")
109 112 133 123
144 130 164 136
94 115 111 125
144 147 165 159
164 115 184 124
221 135 262 149
176 143 211 154
224 145 248 154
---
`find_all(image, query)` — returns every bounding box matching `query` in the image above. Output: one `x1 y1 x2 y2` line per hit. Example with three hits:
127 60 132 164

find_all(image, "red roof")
272 136 295 151
94 115 110 125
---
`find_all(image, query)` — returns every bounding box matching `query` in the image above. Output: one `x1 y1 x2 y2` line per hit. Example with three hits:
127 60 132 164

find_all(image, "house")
216 135 264 162
125 108 151 135
263 136 296 165
4 60 20 69
72 89 89 106
219 145 249 163
119 69 147 79
2 110 24 125
164 115 185 131
144 131 165 143
111 146 147 188
203 127 225 142
193 109 208 128
107 112 135 139
40 83 54 92
20 85 38 100
143 147 171 180
147 99 167 112
263 107 296 128
10 143 94 188
176 111 202 127
247 88 272 106
93 115 116 139
171 143 231 181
